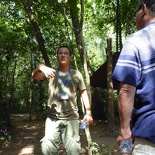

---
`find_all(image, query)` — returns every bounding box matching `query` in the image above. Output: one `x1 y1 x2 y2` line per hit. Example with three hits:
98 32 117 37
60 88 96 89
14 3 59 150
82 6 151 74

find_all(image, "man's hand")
117 128 132 147
82 114 93 125
117 134 134 153
39 65 57 80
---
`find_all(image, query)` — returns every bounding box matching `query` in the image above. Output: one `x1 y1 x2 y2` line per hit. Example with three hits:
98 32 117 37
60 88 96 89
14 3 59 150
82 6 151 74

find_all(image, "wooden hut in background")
90 52 120 89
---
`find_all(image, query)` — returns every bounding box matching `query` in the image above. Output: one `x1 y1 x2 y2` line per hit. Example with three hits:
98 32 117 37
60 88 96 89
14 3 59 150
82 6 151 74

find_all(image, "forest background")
1 0 138 141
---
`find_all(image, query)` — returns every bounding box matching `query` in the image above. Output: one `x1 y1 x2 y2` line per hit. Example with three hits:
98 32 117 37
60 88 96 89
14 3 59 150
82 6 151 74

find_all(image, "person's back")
120 20 155 142
112 0 155 154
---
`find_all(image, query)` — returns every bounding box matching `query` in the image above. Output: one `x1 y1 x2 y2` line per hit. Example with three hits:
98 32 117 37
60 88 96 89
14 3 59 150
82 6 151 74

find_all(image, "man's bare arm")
117 82 136 143
32 65 56 81
80 89 93 124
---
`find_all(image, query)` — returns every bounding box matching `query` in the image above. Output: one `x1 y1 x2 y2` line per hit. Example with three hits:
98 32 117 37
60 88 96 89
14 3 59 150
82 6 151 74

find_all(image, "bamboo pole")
81 98 92 155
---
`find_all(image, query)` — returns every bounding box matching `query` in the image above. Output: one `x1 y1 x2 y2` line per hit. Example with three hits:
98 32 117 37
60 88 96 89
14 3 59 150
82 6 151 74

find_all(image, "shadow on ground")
0 114 120 155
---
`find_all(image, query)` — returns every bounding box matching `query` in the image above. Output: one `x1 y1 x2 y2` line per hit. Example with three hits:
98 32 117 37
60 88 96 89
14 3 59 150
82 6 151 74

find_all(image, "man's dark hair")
138 0 155 16
57 45 72 56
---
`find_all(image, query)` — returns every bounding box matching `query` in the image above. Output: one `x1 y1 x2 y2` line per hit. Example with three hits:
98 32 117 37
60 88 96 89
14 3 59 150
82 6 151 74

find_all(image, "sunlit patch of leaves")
89 142 119 155
89 142 101 155
0 136 11 148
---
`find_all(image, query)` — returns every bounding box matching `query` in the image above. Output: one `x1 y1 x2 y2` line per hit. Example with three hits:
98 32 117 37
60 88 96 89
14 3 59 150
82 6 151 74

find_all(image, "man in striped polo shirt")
112 0 155 154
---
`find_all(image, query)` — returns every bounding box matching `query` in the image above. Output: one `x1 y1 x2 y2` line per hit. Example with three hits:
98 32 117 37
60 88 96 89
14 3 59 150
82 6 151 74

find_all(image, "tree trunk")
0 99 12 139
68 0 92 99
21 0 51 67
9 60 17 111
68 1 92 154
106 38 115 132
116 0 122 51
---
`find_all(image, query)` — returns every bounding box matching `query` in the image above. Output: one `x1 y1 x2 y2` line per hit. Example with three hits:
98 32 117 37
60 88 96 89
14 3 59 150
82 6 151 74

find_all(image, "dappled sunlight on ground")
18 145 34 155
0 114 120 155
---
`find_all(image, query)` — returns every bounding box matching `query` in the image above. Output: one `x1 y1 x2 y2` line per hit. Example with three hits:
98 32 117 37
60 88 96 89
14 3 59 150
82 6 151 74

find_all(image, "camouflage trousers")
41 118 81 155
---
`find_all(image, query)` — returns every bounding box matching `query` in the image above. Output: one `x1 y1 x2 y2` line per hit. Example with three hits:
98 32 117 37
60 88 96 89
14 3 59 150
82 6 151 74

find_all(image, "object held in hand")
79 121 87 130
120 138 133 154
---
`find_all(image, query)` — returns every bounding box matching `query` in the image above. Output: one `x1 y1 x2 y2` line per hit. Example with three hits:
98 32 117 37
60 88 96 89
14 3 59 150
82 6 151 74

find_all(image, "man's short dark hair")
57 46 72 56
138 0 155 16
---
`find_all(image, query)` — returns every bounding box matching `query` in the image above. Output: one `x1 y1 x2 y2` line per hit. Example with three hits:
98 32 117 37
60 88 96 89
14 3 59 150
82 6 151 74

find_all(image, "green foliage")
120 0 139 35
89 141 118 155
100 144 115 155
89 142 101 154
0 137 6 147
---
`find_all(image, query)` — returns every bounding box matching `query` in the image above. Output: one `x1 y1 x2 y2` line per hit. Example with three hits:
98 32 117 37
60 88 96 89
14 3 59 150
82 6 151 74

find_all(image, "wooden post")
106 38 115 132
81 99 92 155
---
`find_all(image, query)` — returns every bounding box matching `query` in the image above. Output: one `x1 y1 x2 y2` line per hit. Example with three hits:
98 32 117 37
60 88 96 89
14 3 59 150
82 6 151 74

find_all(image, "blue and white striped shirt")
112 22 155 143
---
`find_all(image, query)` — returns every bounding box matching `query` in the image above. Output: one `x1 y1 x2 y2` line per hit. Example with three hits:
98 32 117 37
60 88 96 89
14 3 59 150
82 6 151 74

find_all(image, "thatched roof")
90 52 120 89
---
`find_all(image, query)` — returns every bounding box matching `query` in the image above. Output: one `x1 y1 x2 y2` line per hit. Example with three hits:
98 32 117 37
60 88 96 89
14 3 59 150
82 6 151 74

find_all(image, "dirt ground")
0 114 120 155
